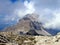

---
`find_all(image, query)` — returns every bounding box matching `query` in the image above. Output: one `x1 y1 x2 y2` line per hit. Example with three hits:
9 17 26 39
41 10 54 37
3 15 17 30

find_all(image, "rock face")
34 32 60 45
0 35 10 43
0 32 60 45
4 13 51 36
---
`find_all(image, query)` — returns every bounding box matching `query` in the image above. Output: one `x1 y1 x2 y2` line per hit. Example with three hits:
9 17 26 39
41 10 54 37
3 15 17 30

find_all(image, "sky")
0 0 60 30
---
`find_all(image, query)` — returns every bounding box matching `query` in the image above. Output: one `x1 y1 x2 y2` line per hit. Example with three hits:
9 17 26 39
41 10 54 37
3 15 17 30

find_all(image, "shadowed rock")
0 35 10 43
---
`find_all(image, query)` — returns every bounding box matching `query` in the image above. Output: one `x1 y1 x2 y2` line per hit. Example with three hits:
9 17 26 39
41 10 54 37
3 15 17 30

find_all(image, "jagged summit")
19 13 39 22
4 13 51 36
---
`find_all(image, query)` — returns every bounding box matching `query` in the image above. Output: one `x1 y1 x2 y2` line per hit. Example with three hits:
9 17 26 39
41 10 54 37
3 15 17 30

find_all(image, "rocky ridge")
0 32 60 45
4 13 51 36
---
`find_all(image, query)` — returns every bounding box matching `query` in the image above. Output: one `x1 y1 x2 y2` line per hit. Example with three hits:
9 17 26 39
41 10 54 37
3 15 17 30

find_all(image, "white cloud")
38 8 53 23
0 0 60 29
24 0 35 14
43 9 60 29
0 0 25 24
15 0 35 18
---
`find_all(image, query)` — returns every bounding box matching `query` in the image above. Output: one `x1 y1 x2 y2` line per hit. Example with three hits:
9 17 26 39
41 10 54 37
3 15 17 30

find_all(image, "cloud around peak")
0 0 60 29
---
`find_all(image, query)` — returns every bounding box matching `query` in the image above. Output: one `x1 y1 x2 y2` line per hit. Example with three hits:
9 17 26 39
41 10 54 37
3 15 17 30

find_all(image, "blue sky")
0 0 60 30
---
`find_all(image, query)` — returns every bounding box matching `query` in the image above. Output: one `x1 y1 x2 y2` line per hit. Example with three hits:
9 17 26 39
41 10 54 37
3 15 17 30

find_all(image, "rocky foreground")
0 32 60 45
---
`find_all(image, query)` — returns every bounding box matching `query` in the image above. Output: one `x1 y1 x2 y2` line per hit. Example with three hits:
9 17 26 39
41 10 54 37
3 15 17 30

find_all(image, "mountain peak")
19 13 39 22
4 13 51 36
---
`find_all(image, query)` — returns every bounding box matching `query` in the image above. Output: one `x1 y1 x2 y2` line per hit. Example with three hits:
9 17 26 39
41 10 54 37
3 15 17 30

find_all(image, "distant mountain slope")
45 29 60 36
4 13 51 36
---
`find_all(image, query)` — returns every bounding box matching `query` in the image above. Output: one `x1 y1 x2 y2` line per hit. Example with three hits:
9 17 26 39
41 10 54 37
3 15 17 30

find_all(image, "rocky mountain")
1 13 60 45
4 13 51 36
